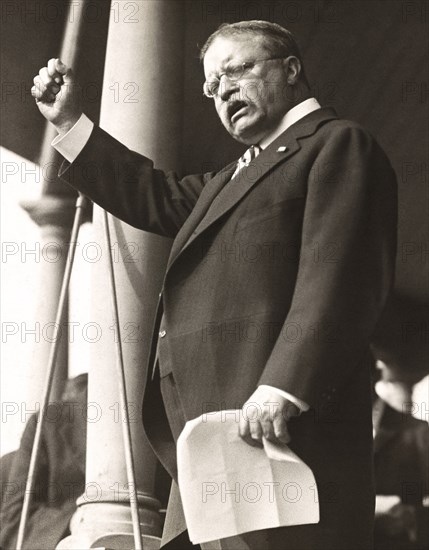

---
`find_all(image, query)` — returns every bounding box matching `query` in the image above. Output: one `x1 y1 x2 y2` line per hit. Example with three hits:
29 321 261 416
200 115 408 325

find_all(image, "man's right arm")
60 123 208 237
32 59 208 238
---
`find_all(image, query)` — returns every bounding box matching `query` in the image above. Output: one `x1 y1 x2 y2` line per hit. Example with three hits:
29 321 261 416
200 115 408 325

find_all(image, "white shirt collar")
259 97 321 150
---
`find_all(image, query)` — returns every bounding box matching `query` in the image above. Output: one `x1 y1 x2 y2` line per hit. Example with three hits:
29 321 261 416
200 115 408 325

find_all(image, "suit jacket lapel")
197 136 300 227
167 107 338 273
166 161 237 270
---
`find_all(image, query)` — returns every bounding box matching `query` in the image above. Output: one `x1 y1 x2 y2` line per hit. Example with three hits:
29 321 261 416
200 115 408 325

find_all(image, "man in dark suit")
32 21 397 549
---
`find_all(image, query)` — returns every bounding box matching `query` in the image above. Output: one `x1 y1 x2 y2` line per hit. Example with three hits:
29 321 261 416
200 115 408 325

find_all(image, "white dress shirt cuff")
52 114 94 163
258 385 310 412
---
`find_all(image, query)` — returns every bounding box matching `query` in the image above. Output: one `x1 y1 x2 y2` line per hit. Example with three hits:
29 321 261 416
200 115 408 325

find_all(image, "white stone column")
58 1 185 548
21 198 77 405
20 0 96 407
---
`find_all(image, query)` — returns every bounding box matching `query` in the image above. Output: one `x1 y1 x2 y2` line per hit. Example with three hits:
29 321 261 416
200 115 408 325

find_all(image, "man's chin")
227 116 263 144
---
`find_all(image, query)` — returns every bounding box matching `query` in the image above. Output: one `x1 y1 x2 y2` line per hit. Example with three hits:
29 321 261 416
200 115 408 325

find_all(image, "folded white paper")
177 410 319 544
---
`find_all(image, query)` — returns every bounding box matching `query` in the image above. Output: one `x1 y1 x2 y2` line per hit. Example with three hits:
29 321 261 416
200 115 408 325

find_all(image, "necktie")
231 145 261 179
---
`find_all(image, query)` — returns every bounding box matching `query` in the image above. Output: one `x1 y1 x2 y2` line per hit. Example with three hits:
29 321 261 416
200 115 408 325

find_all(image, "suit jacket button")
159 330 166 338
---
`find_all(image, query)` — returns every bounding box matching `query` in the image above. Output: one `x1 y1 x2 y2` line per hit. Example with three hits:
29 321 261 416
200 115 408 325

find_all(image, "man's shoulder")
288 107 379 155
318 115 374 140
312 114 390 160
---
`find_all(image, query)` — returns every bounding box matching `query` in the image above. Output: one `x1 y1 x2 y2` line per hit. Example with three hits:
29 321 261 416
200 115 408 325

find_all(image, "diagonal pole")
16 193 88 550
101 208 143 550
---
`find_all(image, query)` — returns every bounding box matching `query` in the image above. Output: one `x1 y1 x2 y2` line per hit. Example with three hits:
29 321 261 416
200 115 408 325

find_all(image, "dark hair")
199 20 308 85
200 20 303 61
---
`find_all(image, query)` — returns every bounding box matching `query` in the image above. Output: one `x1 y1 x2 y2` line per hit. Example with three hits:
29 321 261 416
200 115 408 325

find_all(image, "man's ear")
283 56 301 85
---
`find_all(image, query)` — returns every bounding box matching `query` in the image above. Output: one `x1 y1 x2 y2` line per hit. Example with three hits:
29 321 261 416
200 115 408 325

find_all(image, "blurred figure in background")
0 374 87 550
373 361 429 550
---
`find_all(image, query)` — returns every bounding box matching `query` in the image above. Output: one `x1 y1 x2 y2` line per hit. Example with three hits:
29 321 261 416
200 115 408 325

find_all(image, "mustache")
226 99 251 120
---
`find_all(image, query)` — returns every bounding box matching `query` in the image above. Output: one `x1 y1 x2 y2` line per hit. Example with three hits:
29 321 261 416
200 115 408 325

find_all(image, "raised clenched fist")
31 58 83 135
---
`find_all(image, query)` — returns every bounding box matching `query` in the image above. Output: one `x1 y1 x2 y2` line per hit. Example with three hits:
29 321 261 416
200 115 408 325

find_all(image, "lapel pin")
277 146 287 153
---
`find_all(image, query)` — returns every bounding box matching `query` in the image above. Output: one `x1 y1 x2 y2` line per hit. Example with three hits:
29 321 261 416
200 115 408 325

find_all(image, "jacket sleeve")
258 125 398 406
59 125 215 238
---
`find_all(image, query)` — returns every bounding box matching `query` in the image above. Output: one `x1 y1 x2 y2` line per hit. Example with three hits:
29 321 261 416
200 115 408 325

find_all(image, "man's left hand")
239 386 300 447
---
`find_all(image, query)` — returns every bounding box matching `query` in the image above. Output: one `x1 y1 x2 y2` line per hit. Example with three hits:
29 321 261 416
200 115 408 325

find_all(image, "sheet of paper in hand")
177 410 319 544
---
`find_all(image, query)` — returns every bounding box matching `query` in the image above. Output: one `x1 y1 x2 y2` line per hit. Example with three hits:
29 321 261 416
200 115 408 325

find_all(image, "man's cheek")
220 114 231 130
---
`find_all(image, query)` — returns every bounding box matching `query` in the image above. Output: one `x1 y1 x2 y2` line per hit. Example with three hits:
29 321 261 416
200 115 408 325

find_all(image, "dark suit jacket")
60 107 397 549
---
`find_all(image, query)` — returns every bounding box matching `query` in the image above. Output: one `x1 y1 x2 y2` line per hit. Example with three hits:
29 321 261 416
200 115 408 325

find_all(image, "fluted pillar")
58 1 185 548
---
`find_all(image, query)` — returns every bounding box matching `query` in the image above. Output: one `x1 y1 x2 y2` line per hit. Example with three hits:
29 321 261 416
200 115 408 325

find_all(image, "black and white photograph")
1 1 428 549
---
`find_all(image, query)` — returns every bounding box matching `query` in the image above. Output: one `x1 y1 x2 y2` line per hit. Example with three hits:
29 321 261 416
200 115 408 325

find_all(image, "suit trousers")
152 372 264 550
158 372 199 550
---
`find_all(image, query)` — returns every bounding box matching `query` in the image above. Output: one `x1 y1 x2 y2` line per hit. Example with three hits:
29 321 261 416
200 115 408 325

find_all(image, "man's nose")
218 74 240 101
